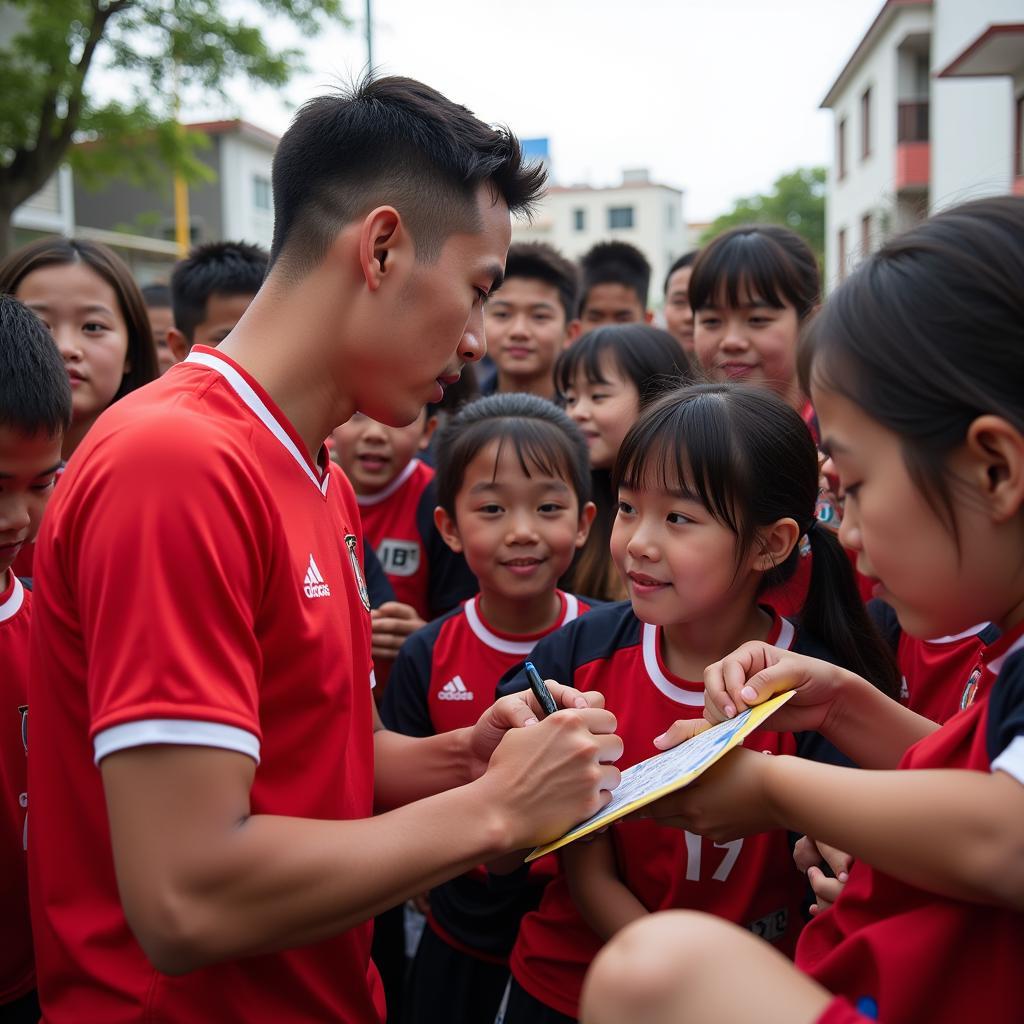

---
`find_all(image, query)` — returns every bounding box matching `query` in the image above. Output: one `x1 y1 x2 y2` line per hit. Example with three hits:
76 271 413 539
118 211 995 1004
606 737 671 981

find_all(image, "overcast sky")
184 0 885 222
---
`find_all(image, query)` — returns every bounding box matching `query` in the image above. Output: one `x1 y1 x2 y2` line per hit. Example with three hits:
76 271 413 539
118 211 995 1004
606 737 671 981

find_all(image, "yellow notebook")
526 690 795 861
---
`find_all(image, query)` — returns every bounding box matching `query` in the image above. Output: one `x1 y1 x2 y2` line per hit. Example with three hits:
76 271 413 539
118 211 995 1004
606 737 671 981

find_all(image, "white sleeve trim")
93 718 261 766
370 670 377 690
992 735 1024 787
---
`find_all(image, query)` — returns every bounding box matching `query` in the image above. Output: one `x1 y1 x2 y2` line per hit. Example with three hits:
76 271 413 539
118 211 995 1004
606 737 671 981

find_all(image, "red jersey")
499 601 843 1018
28 346 384 1023
798 624 1024 1023
0 575 33 1005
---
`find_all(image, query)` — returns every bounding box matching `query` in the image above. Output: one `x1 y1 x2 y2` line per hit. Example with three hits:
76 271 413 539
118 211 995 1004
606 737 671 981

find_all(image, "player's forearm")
134 779 510 973
765 756 1024 908
373 726 474 809
564 838 647 940
819 671 938 768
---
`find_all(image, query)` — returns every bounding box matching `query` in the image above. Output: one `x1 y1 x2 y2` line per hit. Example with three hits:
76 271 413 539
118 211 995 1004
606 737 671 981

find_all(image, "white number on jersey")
684 831 743 882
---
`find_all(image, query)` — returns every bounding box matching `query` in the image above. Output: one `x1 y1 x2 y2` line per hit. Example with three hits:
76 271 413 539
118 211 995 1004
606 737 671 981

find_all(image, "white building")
820 0 1024 288
12 166 76 239
512 169 689 310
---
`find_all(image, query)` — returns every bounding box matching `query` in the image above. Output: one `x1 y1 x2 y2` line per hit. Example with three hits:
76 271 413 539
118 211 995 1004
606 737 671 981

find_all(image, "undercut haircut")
579 241 652 312
497 242 579 323
0 295 72 438
434 392 590 517
171 241 269 343
269 76 547 279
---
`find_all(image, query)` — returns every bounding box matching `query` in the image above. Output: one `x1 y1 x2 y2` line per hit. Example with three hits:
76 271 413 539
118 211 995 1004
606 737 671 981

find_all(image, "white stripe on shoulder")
992 735 1024 787
776 618 796 651
464 598 537 656
0 576 25 624
185 350 327 494
562 593 580 625
987 635 1024 676
355 459 420 507
641 622 703 706
93 719 260 766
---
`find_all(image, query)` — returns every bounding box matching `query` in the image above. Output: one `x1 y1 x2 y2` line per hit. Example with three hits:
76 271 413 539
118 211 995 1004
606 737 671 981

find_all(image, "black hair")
555 324 700 602
0 295 72 438
800 195 1024 542
689 224 819 321
579 241 651 312
269 75 546 278
663 250 699 294
613 383 899 694
140 282 171 308
434 392 590 517
171 241 269 343
496 242 579 323
0 237 158 403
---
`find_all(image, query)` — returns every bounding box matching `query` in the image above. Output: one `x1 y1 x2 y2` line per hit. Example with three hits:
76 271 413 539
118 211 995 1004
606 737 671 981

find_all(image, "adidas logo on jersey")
303 555 331 599
438 676 474 701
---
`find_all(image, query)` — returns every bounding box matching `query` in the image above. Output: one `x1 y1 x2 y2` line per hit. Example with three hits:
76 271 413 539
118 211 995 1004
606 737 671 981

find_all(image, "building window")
861 213 871 259
860 88 872 159
253 175 272 211
608 206 634 229
837 228 847 281
837 118 847 180
573 207 586 231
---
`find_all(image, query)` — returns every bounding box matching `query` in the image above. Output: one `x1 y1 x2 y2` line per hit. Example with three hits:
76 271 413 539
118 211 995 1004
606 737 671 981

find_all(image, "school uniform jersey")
0 576 33 1005
357 458 476 621
798 623 1024 1024
498 601 842 1018
381 591 590 961
27 346 384 1023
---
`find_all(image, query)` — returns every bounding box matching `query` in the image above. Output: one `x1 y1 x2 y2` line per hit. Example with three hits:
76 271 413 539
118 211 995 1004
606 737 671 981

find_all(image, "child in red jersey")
0 296 70 1024
380 392 596 1024
580 196 1024 1024
495 384 898 1024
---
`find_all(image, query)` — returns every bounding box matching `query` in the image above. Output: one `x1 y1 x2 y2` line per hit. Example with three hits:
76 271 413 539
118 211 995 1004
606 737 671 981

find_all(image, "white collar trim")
464 593 580 656
0 575 25 624
928 622 991 645
356 459 420 507
986 634 1024 676
185 350 328 495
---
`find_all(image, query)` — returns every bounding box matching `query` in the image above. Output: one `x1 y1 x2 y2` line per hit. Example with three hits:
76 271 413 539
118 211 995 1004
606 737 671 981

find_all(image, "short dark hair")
0 237 158 403
434 392 590 516
578 241 651 312
496 242 578 323
140 282 171 308
171 241 269 343
614 383 899 695
689 224 819 321
801 195 1024 543
269 75 547 278
663 250 699 294
0 295 71 438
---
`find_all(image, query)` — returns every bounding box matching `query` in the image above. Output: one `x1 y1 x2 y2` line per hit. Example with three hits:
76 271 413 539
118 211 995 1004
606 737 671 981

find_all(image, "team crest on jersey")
378 539 421 577
303 554 331 599
345 534 372 611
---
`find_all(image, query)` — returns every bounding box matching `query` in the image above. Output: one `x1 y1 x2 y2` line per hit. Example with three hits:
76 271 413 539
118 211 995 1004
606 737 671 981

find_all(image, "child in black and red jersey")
581 196 1024 1024
0 296 70 1024
496 384 898 1024
380 392 596 1024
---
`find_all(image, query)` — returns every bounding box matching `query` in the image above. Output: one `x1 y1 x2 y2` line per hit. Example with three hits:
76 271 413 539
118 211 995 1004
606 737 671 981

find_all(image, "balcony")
896 100 929 192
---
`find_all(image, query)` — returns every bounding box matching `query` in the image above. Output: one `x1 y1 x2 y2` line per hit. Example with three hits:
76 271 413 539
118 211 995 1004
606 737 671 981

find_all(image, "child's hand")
703 642 852 733
793 835 851 915
370 601 426 660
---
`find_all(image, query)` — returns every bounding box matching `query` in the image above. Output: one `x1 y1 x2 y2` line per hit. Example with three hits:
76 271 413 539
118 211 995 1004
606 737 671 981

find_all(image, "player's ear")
576 501 597 548
167 327 190 362
434 505 463 553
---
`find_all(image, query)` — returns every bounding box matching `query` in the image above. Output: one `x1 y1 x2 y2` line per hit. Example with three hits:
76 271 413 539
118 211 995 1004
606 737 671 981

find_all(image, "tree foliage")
700 167 827 266
0 0 347 252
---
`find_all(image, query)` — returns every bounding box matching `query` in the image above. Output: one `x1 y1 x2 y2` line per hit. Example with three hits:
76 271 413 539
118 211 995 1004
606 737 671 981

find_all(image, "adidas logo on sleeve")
437 675 474 701
303 555 331 599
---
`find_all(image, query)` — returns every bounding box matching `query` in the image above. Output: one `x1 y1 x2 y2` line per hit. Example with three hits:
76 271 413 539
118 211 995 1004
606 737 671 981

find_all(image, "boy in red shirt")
0 296 70 1024
27 77 622 1023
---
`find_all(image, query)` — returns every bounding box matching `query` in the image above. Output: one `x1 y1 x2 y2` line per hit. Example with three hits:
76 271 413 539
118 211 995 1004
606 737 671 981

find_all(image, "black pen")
525 661 558 718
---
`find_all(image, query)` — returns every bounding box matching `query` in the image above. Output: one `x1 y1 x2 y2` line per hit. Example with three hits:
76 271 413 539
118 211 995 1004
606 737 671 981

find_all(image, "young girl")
379 393 597 1024
556 324 697 601
579 196 1024 1024
0 238 158 579
496 384 898 1024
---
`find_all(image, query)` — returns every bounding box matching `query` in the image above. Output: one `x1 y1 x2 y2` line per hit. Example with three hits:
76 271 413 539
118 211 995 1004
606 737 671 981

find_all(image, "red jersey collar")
643 611 794 707
464 591 580 656
0 573 25 624
185 346 330 495
355 458 421 507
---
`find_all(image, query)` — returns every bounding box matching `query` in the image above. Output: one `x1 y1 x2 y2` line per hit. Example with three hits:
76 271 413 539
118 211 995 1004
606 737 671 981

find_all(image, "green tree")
0 0 347 257
701 167 826 266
